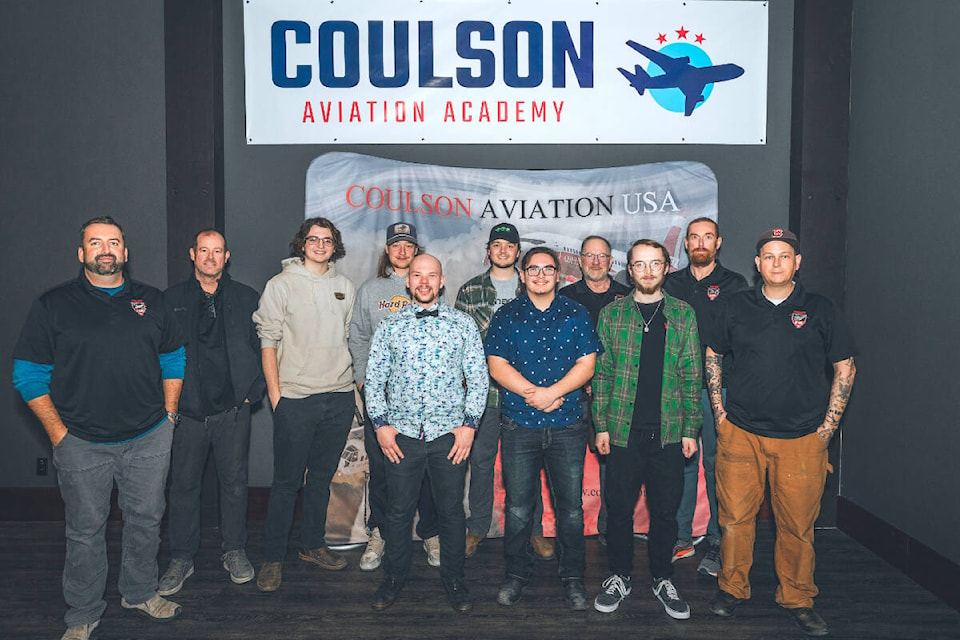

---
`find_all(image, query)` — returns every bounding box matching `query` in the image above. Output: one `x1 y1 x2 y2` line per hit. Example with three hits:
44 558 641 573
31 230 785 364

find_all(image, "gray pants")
53 421 173 627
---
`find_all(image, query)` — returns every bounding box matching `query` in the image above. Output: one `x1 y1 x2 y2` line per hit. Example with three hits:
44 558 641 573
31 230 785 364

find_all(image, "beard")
84 254 124 276
413 289 438 305
688 249 715 267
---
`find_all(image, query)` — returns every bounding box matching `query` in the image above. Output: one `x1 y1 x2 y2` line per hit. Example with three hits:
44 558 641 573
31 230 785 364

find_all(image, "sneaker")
61 620 99 640
443 578 474 613
784 607 829 637
157 558 194 596
121 594 182 622
709 590 745 617
497 575 526 606
257 561 282 592
594 574 632 613
423 535 441 567
698 544 721 577
672 540 696 563
692 535 706 546
465 532 483 558
372 576 402 610
360 527 385 571
222 549 255 584
299 546 348 571
530 535 556 560
652 577 690 620
563 578 589 611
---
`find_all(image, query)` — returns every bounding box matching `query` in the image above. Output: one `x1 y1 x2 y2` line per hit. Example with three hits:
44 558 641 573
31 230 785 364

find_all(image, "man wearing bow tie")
364 254 489 613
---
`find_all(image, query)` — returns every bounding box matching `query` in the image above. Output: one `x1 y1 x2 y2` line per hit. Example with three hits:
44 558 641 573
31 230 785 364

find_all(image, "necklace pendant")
643 325 649 333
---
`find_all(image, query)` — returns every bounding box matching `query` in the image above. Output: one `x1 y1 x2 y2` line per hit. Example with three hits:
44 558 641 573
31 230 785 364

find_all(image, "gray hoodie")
253 257 356 398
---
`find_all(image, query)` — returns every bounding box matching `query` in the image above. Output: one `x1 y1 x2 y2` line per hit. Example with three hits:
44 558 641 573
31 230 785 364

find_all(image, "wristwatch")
166 411 181 426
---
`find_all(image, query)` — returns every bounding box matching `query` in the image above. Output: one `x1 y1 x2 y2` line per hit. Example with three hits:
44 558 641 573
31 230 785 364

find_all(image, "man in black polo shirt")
704 228 857 637
663 217 747 576
559 235 630 542
159 230 265 595
13 217 185 640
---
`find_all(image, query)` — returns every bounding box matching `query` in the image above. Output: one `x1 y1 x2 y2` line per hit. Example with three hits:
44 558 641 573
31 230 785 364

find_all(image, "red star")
656 32 668 44
695 33 706 44
676 25 689 39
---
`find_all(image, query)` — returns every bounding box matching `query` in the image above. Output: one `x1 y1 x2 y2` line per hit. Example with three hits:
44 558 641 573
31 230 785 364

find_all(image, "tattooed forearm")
824 357 856 428
704 351 724 418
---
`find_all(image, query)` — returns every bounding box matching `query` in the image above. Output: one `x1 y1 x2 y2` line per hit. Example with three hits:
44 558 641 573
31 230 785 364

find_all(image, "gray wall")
844 1 960 564
0 1 168 486
221 1 797 485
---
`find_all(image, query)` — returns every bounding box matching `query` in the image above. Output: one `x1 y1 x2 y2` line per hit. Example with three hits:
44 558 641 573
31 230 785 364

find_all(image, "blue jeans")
263 392 354 561
167 404 251 559
383 432 467 583
466 405 501 537
53 421 173 627
500 416 587 581
676 389 723 546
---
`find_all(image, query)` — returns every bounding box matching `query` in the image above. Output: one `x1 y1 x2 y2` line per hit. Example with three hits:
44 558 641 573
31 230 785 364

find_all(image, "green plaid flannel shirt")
455 267 522 408
592 294 702 447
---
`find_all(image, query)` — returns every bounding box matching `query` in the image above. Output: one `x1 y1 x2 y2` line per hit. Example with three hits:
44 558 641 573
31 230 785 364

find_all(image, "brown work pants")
715 418 828 609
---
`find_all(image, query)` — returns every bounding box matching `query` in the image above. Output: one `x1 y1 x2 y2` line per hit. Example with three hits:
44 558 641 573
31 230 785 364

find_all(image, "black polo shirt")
705 281 857 439
664 260 748 388
14 271 183 443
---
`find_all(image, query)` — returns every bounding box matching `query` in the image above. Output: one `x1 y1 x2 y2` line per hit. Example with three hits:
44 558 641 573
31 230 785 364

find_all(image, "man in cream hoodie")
253 217 357 592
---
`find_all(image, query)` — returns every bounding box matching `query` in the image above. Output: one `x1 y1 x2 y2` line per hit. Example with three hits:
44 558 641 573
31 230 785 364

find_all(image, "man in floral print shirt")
365 254 488 614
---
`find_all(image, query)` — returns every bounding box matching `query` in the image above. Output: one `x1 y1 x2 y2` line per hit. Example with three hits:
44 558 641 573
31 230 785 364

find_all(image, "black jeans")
382 432 467 584
361 389 438 539
263 392 354 561
605 429 684 580
168 404 251 559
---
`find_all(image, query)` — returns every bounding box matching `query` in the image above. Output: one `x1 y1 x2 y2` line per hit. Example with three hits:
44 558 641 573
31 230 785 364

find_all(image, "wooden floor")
1 521 957 640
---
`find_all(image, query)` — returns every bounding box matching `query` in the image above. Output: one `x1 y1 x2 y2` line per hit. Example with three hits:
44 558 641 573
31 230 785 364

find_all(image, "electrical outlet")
37 457 48 476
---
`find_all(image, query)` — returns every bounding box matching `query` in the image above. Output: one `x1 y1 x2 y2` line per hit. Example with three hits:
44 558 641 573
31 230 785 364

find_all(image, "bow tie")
415 308 439 319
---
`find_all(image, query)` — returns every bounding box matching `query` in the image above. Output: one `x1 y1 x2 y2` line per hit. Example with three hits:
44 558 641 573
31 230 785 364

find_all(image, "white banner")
305 152 718 301
244 0 768 145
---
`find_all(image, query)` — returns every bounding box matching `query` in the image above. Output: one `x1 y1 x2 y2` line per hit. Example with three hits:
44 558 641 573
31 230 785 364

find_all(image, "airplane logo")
618 40 745 116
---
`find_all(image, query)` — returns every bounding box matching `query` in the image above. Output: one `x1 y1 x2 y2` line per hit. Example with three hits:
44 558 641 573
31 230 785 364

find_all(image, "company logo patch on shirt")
791 310 807 329
131 299 147 316
334 292 345 300
707 285 720 300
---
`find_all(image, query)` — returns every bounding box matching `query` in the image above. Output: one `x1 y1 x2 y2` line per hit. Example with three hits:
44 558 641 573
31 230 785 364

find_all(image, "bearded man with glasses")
484 247 603 611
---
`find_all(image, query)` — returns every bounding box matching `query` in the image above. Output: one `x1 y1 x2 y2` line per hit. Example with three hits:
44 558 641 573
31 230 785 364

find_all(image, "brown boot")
530 535 556 560
465 533 484 558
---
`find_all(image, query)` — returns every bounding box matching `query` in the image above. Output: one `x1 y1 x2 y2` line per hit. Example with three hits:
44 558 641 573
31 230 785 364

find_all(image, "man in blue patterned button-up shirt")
365 254 488 614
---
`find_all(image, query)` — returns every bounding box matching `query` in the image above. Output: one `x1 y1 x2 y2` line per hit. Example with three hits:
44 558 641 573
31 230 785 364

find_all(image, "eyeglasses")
581 252 611 261
629 260 665 272
305 236 334 246
524 265 558 276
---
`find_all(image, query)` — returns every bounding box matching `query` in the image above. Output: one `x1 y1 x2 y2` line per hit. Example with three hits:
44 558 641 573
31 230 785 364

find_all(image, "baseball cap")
386 222 418 245
756 227 800 254
488 223 520 245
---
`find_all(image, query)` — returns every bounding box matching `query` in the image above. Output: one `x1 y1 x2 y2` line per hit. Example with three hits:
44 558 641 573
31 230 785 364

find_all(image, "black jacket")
164 272 265 419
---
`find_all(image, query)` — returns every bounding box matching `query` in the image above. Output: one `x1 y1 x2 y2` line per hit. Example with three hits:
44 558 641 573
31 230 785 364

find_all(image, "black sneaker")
784 607 829 637
563 578 589 611
652 577 690 620
709 590 745 617
371 577 402 610
594 574 631 613
157 558 194 596
443 578 474 613
698 544 721 577
497 575 526 606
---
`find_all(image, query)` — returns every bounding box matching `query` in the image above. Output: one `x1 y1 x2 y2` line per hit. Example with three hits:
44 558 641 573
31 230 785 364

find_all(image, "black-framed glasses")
305 236 334 246
524 265 558 276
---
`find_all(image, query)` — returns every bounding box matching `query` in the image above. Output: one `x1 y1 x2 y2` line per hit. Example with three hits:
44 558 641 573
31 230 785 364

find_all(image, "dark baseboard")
837 496 959 612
